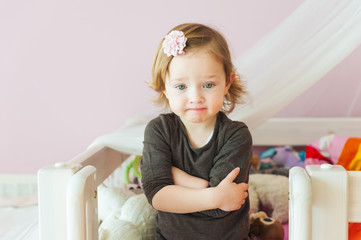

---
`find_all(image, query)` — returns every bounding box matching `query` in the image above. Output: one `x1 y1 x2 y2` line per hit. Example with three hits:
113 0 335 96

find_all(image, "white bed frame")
289 164 361 240
37 117 361 240
38 145 130 240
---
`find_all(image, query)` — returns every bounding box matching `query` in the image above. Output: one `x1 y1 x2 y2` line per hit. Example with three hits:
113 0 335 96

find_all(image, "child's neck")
181 116 217 149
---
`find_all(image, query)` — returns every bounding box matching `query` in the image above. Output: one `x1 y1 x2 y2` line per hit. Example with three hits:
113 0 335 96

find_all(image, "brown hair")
149 23 246 113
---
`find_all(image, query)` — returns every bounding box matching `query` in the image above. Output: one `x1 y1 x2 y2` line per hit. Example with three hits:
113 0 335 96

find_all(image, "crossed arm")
171 166 209 189
151 166 249 214
143 119 251 215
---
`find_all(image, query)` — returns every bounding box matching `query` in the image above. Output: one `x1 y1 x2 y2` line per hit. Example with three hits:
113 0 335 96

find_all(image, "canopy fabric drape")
229 0 361 130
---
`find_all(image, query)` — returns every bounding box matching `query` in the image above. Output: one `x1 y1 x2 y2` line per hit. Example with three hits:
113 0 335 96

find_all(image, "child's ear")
224 72 235 95
163 88 169 100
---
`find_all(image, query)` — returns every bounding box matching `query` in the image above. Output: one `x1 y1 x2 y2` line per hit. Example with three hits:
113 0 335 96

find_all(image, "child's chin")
186 115 209 124
180 115 204 124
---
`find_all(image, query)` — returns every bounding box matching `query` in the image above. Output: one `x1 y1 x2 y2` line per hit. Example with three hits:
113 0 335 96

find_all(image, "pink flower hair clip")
162 30 187 57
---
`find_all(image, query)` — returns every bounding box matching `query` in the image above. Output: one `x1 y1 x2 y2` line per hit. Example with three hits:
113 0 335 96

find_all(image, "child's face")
164 48 232 125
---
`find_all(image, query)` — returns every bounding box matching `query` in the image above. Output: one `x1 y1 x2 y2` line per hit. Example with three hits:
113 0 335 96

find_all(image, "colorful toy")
260 146 305 169
349 222 361 240
124 155 142 185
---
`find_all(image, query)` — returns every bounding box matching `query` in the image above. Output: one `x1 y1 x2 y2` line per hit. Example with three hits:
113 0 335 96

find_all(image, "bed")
29 117 361 240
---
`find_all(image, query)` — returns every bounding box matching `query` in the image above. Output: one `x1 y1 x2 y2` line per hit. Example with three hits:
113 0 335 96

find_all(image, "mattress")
0 205 39 240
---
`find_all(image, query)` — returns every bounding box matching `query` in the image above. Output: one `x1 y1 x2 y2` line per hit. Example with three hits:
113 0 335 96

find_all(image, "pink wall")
1 0 360 173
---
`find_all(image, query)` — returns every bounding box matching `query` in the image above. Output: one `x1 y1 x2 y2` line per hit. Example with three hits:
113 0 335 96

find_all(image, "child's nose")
188 87 204 103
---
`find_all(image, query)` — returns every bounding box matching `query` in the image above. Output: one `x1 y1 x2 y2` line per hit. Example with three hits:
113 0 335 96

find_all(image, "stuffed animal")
99 194 157 240
248 174 289 224
271 146 304 168
251 155 260 170
249 211 284 240
260 146 305 169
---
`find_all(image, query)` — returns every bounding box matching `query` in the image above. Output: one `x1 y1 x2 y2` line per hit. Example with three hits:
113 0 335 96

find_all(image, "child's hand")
215 167 249 212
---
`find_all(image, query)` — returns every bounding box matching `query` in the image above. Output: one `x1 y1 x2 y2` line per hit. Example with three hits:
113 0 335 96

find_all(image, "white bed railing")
38 145 130 240
289 164 361 240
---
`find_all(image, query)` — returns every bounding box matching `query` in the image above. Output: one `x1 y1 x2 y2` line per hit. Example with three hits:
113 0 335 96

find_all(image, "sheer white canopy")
230 0 361 129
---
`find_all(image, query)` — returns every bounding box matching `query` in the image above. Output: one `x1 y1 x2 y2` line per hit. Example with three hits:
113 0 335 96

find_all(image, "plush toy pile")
305 134 361 170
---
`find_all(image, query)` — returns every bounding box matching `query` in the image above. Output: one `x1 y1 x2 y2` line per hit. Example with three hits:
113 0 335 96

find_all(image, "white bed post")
38 162 82 240
289 166 312 240
290 164 351 240
308 164 348 240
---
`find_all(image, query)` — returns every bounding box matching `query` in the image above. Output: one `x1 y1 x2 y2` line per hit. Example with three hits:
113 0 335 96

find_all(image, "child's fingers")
238 183 248 200
244 191 248 199
239 183 249 191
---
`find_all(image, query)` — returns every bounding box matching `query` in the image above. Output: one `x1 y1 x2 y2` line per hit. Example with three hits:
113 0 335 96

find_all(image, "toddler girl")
141 23 252 240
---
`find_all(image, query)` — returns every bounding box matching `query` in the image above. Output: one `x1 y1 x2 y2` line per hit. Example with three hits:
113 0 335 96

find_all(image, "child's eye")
176 85 186 90
204 83 214 89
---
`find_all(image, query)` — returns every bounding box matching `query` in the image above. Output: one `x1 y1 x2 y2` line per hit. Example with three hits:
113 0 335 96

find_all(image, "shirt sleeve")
199 124 253 218
141 120 174 206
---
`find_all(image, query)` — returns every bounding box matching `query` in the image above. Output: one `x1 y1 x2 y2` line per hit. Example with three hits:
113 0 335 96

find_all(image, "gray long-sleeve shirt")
141 112 252 240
